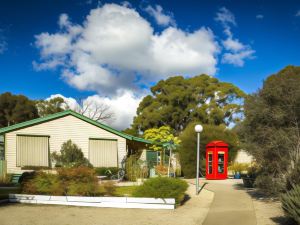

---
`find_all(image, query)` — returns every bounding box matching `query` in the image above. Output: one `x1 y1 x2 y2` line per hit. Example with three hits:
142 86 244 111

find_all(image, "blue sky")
0 0 300 129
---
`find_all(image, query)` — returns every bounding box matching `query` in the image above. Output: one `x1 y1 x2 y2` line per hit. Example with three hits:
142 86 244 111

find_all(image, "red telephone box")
206 140 228 180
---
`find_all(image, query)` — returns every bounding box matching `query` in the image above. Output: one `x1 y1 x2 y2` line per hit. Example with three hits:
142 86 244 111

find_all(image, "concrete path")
202 179 257 225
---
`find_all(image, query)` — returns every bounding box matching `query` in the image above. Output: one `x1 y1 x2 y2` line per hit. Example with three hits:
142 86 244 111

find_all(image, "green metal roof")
0 110 152 144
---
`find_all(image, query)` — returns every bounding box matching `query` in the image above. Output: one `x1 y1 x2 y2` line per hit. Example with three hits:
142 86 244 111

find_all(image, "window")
17 135 49 167
89 139 118 167
208 152 213 174
218 152 225 174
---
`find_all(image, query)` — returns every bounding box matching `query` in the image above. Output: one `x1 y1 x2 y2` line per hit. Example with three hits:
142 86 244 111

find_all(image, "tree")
239 66 300 193
0 92 39 127
36 97 66 117
51 140 92 168
143 126 180 165
179 123 239 178
128 75 245 135
73 99 115 123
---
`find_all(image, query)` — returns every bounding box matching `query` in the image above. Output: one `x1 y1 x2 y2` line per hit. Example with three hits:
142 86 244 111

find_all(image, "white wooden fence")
9 194 175 210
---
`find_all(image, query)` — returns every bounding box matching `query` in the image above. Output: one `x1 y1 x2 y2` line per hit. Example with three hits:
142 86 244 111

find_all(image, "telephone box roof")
206 140 228 148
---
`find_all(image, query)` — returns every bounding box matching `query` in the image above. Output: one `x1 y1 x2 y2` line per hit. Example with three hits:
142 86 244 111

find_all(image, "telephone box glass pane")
208 153 213 174
218 153 224 173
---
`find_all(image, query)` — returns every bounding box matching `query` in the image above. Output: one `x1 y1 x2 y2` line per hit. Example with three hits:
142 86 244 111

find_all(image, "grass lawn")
114 186 137 197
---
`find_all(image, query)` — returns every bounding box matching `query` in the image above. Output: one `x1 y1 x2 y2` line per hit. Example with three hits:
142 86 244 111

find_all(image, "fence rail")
0 160 7 178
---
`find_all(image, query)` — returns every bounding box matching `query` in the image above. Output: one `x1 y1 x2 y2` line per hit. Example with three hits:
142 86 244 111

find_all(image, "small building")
0 110 152 174
234 149 253 164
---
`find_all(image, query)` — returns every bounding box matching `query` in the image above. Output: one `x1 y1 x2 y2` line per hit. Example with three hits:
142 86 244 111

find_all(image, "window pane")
218 153 224 173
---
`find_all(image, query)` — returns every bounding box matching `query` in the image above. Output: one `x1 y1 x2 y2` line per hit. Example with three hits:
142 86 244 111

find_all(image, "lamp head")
194 124 203 133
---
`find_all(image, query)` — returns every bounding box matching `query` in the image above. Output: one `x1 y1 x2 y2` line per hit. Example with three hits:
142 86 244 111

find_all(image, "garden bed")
9 194 175 209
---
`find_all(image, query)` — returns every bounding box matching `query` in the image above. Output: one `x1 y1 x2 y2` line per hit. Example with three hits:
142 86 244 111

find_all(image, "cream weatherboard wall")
5 115 127 173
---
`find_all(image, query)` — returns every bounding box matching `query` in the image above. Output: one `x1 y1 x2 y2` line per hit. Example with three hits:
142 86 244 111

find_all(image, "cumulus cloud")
47 92 141 130
144 4 176 26
34 3 219 96
215 7 255 67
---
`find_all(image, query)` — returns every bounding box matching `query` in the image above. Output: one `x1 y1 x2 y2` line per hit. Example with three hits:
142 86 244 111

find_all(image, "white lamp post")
195 124 203 195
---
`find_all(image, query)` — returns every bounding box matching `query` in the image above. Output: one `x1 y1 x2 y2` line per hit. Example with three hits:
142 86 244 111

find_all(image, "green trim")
0 110 152 145
16 134 50 138
89 137 118 141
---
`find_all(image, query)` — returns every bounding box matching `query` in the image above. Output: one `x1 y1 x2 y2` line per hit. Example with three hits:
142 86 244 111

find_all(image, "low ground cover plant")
281 185 300 224
133 177 188 204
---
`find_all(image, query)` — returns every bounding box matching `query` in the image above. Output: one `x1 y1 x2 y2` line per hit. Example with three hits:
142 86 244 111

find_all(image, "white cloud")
222 49 255 67
215 7 236 27
256 14 264 19
296 10 300 17
46 94 79 109
47 91 141 130
34 3 219 96
215 7 255 67
222 37 244 52
144 4 176 26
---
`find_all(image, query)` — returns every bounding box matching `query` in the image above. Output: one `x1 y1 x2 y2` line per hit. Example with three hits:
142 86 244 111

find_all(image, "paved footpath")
202 179 257 225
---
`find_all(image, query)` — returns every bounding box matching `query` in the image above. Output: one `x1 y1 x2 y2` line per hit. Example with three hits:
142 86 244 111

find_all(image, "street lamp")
195 124 203 195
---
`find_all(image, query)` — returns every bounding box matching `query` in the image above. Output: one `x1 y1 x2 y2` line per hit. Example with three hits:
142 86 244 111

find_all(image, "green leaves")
239 65 300 194
36 97 66 117
130 74 245 134
143 126 180 151
0 92 39 127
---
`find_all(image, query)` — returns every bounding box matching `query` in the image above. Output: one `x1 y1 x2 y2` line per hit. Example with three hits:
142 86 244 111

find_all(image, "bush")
228 163 250 174
102 181 116 196
95 167 118 176
133 177 188 204
0 174 14 186
286 162 300 191
281 185 300 224
22 167 100 196
125 155 147 181
155 165 168 176
254 174 285 196
22 172 64 195
51 140 92 168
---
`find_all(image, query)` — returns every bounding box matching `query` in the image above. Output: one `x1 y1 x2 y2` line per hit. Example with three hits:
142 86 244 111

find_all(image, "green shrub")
102 181 116 196
133 177 188 204
0 174 14 186
51 140 92 168
95 167 118 176
22 172 64 195
228 163 250 174
22 167 100 196
281 185 300 224
286 162 300 191
254 175 285 196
